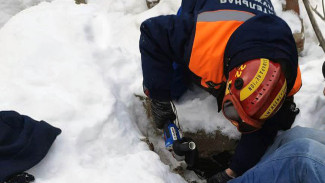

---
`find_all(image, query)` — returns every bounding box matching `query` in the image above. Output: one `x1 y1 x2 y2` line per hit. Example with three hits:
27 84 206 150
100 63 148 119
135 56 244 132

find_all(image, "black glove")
5 173 35 183
207 170 233 183
172 137 199 169
275 96 300 130
150 99 176 129
189 151 234 179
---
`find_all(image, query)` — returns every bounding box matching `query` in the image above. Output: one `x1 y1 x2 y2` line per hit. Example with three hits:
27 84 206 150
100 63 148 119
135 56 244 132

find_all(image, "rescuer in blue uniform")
140 0 301 182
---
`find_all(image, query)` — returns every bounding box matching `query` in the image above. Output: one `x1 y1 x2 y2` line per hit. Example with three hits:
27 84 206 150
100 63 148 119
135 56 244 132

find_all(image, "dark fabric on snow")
0 111 61 182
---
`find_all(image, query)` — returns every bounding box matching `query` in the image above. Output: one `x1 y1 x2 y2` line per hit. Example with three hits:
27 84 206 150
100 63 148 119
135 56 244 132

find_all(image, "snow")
0 0 324 182
0 0 54 28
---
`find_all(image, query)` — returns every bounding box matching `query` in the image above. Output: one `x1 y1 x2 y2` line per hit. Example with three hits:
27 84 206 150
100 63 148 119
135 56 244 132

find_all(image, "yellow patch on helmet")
259 80 287 119
235 64 247 78
240 58 269 101
225 80 232 95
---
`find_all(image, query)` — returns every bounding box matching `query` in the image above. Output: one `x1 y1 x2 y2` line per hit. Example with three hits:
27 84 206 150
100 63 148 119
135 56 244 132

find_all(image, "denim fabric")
229 126 325 183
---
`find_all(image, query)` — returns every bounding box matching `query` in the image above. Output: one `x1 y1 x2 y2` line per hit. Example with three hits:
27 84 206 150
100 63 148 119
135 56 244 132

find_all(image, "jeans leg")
229 138 325 183
261 126 325 160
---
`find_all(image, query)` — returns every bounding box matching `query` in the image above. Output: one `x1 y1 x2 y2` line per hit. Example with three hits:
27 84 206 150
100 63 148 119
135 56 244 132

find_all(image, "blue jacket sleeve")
140 15 194 101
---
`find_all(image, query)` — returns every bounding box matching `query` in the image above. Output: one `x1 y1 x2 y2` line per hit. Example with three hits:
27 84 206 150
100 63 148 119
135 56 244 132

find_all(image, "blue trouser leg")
170 6 188 100
229 126 325 183
171 62 189 100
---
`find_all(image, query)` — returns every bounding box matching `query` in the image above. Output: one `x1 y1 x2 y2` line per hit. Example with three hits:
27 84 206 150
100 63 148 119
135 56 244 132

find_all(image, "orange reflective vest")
188 9 301 96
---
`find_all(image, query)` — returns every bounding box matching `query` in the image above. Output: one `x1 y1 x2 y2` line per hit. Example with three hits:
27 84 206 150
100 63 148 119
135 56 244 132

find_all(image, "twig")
303 0 325 53
310 0 325 20
75 0 86 4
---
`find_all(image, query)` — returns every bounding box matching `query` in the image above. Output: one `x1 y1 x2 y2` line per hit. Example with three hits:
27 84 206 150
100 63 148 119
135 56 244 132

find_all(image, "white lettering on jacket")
220 0 274 14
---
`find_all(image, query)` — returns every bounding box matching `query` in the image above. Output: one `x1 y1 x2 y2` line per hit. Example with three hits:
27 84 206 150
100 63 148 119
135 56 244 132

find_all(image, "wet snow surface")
0 0 324 182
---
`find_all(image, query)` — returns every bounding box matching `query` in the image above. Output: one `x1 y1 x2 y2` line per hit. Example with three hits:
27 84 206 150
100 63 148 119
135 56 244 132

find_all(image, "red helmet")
222 58 287 133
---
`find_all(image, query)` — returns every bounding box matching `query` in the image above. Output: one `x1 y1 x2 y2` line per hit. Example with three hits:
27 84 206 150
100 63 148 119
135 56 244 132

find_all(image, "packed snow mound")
0 0 55 28
0 1 185 182
0 0 324 182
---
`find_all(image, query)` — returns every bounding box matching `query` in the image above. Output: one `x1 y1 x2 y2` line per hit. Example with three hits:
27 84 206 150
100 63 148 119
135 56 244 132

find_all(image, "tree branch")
303 0 325 53
310 0 325 20
75 0 86 4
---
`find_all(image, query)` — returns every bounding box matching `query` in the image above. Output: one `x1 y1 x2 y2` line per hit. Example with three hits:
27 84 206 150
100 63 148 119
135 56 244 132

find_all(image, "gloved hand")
276 96 300 130
173 137 198 169
5 172 35 183
163 122 199 168
207 170 233 183
150 99 176 129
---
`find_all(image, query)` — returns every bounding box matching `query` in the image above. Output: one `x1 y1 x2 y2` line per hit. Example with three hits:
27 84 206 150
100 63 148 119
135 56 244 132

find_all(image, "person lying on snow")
139 0 302 182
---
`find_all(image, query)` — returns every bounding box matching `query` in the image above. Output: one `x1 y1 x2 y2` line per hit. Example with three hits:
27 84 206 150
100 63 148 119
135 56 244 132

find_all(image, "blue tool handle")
163 122 182 148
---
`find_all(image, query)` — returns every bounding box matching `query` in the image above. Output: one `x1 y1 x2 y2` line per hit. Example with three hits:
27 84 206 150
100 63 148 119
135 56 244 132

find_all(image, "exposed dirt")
135 95 238 182
75 0 86 4
146 0 160 9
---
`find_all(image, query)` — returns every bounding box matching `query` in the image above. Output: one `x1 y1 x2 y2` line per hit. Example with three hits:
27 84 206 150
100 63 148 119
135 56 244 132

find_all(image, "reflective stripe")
197 10 255 22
